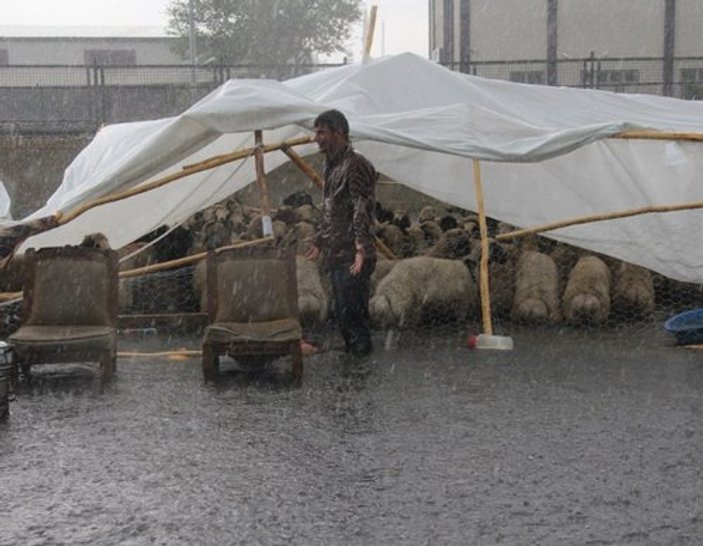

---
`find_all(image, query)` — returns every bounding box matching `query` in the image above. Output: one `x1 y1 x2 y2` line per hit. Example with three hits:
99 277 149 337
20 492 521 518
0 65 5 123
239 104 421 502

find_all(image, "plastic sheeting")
19 53 703 283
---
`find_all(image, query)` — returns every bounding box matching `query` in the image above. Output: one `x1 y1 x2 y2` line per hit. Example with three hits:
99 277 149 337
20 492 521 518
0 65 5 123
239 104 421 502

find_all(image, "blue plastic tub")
664 308 703 345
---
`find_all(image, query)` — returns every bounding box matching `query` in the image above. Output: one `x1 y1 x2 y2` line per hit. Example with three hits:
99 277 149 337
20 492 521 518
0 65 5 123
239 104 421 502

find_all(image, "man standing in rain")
305 109 377 357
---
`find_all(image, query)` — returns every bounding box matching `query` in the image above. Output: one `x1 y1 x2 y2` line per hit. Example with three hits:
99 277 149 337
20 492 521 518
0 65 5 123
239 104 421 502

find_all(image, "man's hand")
350 243 365 276
305 242 320 261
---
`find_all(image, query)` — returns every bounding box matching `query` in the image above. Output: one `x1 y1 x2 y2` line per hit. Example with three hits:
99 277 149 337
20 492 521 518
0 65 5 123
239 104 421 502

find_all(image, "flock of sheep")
116 190 663 333
0 190 669 336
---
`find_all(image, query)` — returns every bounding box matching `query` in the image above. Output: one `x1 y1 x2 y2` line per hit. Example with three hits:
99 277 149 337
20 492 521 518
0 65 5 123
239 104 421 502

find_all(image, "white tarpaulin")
19 53 703 283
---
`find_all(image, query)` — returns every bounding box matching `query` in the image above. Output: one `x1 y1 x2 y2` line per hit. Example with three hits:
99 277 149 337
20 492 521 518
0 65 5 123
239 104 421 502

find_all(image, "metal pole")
188 0 197 88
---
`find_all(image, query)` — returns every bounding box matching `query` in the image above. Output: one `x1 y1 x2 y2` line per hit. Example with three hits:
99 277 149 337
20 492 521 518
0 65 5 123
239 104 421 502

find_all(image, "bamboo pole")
363 5 379 59
615 130 703 142
495 199 703 243
118 350 202 358
472 159 493 336
280 144 324 189
118 236 273 279
57 135 312 226
254 130 274 236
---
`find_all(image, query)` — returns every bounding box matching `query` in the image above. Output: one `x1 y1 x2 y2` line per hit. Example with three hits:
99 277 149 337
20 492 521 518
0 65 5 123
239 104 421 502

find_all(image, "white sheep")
370 256 397 297
511 250 562 324
562 255 612 325
369 256 478 329
295 255 329 326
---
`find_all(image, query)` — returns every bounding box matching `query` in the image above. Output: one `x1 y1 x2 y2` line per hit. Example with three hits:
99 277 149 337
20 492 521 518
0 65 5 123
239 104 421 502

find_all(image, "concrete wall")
0 84 213 132
0 134 92 218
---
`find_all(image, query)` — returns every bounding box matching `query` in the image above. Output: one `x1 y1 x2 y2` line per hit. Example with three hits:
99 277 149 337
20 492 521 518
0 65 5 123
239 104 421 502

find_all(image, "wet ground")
1 320 702 545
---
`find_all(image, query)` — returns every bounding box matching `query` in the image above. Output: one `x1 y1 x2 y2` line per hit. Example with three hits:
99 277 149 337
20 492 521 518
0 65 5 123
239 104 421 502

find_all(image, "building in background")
0 26 181 66
429 0 703 97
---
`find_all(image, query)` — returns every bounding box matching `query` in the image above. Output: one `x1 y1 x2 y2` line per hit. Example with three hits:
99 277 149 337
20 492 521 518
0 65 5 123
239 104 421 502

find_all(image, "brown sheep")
611 261 655 319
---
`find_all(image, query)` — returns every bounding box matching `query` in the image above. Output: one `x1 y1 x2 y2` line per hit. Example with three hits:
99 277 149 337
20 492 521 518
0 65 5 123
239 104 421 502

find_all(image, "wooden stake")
472 159 493 336
363 5 378 59
254 130 274 236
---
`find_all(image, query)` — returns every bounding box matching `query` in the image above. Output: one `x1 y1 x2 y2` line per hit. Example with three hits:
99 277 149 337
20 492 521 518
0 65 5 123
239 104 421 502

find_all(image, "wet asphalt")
1 320 702 545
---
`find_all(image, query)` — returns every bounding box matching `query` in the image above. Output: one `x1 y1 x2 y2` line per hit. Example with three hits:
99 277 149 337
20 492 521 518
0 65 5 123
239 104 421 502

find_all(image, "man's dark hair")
313 109 349 138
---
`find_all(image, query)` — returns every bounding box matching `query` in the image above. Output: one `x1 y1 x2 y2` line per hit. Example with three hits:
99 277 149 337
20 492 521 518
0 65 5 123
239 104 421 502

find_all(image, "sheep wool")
611 261 655 319
295 255 329 326
562 255 612 325
511 250 562 324
369 256 477 328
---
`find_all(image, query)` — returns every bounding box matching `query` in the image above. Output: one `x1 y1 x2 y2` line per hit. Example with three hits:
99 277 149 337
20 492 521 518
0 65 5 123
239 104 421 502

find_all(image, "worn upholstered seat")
201 245 303 383
8 246 119 385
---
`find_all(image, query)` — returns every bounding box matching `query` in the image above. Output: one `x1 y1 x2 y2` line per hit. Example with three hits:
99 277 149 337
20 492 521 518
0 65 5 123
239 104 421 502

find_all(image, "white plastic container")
468 333 514 351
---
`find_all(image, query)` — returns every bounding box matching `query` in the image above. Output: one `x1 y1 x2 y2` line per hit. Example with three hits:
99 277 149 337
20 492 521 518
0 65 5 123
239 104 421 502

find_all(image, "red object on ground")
300 339 319 355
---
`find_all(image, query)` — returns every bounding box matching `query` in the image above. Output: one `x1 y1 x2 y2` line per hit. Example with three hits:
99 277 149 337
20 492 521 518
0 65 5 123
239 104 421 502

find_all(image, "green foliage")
166 0 363 78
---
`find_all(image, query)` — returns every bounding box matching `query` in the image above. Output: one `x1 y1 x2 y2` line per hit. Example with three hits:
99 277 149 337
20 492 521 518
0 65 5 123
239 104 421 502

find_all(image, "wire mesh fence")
2 56 702 133
0 185 701 349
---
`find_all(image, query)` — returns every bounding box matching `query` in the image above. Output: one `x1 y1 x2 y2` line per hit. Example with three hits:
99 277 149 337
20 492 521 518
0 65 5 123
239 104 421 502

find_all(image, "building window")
597 69 640 85
0 49 8 66
580 68 640 90
681 68 703 82
509 70 545 85
681 68 703 99
84 49 136 66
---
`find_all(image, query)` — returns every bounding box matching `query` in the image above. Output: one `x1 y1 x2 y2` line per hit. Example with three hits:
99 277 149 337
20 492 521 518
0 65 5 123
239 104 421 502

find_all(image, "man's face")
314 124 346 157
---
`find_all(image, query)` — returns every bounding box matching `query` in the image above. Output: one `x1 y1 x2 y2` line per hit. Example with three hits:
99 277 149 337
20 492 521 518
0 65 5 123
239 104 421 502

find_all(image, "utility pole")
547 0 558 86
663 0 676 97
188 0 197 90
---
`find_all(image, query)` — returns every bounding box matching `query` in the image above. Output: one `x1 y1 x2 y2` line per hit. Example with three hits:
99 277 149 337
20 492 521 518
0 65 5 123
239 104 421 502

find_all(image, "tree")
166 0 363 78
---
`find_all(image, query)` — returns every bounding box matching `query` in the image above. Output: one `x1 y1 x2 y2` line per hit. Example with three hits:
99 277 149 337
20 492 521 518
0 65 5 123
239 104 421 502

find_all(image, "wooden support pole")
280 145 324 189
363 5 378 59
472 159 494 336
254 130 274 236
615 130 703 142
118 236 273 279
495 199 703 243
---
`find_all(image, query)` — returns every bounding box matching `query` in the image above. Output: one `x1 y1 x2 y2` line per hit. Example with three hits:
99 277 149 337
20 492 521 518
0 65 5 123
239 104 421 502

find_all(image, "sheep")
424 227 472 259
79 232 111 249
511 250 562 324
562 255 612 325
611 261 655 319
295 255 329 326
418 205 437 224
376 222 409 258
370 256 397 297
283 191 314 209
244 214 287 242
294 204 320 225
369 256 478 329
279 221 317 255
